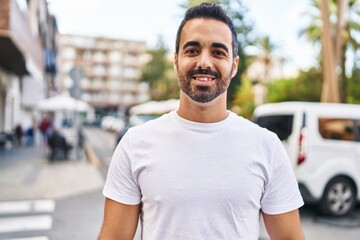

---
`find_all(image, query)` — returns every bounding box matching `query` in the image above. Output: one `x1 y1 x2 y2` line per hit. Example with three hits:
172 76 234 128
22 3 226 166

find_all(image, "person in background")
47 128 72 161
14 124 23 147
99 3 304 239
25 126 34 146
39 114 52 145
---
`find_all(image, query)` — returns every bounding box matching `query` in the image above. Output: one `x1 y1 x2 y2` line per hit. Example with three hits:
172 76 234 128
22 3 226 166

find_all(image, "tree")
140 36 178 100
220 0 254 106
247 36 281 84
299 0 360 102
266 68 322 103
231 76 255 119
347 58 360 104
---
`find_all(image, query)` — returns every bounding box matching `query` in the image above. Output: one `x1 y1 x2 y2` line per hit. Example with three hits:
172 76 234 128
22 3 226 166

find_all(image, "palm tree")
248 36 281 84
299 0 360 102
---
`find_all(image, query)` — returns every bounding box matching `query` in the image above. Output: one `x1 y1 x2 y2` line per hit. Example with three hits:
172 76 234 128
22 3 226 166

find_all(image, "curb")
84 141 101 167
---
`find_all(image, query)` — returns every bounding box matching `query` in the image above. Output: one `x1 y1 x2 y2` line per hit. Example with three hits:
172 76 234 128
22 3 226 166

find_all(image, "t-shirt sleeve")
260 135 304 214
103 130 142 205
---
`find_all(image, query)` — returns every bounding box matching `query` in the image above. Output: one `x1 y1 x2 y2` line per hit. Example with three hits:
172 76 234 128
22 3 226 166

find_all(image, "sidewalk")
0 145 104 201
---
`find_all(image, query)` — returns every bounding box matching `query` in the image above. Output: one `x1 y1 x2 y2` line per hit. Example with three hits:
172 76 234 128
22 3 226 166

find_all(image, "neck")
177 91 228 123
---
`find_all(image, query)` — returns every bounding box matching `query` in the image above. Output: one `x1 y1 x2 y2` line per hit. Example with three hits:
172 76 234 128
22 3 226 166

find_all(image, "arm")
262 209 304 240
98 198 141 240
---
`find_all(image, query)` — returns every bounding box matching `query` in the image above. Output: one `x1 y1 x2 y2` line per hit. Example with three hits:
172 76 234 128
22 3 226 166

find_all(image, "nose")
196 51 212 69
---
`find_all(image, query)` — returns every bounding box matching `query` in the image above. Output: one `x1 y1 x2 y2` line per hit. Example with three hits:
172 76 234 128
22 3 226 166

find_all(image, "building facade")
57 35 149 116
0 0 57 142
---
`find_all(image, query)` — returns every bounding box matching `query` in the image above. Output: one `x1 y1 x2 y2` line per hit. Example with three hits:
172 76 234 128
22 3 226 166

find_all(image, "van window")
318 118 356 141
356 120 360 141
255 115 293 141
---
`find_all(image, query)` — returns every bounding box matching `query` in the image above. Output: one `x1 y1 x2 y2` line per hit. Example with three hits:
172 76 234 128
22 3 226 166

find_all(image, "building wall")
0 68 7 132
0 0 57 139
57 35 149 112
0 68 20 132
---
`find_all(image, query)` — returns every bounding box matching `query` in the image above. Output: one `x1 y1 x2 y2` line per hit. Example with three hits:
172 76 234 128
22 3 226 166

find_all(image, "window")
318 118 356 141
356 120 360 141
255 115 294 141
63 47 76 59
109 52 122 62
93 52 106 62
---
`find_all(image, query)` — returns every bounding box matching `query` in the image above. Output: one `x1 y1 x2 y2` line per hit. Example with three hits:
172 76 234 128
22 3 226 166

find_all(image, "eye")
213 50 226 57
185 48 199 55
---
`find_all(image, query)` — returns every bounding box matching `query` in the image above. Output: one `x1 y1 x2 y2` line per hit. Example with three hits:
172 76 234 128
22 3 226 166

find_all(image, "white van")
253 102 360 217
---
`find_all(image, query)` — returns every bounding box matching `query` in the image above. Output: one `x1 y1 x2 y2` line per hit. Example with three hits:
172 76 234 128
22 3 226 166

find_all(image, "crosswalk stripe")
1 237 49 240
0 215 52 233
0 200 55 215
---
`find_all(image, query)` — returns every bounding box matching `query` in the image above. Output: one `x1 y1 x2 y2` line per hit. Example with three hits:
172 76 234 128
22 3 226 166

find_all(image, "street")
0 135 105 240
1 126 360 239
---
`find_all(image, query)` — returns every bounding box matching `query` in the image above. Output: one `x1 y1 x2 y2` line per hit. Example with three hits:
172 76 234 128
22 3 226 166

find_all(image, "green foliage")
186 0 220 6
266 68 322 103
347 67 360 104
140 37 178 101
295 68 323 102
299 0 360 102
231 76 255 119
221 0 254 104
140 37 167 88
247 36 282 84
266 78 298 103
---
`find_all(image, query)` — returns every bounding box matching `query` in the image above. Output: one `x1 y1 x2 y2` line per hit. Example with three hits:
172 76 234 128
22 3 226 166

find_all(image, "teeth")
196 77 213 82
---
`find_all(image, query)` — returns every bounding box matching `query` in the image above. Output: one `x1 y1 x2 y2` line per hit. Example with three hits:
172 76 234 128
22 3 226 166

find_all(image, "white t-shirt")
103 111 304 239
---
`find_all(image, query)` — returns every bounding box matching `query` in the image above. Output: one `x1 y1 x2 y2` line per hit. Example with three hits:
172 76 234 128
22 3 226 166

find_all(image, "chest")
132 135 269 210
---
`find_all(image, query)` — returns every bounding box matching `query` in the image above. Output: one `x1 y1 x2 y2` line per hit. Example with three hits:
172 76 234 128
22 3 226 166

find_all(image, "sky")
47 0 317 76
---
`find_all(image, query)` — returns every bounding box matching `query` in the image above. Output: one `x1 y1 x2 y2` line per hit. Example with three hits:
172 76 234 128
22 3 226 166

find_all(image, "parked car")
100 116 125 132
253 101 360 217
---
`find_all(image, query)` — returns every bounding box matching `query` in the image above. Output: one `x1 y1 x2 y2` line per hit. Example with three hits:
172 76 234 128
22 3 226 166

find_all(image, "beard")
176 65 233 103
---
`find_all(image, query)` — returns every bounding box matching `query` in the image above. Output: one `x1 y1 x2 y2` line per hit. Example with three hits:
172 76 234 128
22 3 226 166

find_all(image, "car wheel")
320 177 356 217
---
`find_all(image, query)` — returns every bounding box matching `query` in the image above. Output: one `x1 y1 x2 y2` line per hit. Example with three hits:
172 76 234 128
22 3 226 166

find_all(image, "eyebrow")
182 41 200 50
212 43 229 53
182 41 229 54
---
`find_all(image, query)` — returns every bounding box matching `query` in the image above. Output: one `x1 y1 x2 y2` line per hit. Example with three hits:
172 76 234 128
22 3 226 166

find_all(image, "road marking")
2 237 49 240
0 215 52 233
0 200 55 215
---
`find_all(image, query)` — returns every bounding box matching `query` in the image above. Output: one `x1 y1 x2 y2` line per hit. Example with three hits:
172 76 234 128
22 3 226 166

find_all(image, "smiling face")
174 18 239 104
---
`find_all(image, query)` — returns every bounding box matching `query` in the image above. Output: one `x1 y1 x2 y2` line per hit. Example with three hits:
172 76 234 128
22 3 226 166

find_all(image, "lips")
188 68 220 80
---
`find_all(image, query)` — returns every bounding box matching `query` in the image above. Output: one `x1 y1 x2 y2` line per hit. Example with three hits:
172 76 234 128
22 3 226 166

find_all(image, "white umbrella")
38 94 91 112
129 99 179 115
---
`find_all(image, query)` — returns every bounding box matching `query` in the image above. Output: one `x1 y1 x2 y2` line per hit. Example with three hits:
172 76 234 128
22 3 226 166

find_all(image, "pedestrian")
25 126 34 146
47 128 72 161
39 114 52 145
98 3 304 239
14 124 23 147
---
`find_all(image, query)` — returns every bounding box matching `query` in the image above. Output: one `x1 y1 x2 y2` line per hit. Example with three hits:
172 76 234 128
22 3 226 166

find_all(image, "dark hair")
175 2 238 58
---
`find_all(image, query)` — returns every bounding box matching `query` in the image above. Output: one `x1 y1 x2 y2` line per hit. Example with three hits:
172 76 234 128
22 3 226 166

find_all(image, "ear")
173 53 178 73
231 56 240 78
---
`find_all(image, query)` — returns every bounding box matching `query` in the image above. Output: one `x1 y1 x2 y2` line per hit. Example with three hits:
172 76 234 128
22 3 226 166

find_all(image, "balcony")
0 0 43 75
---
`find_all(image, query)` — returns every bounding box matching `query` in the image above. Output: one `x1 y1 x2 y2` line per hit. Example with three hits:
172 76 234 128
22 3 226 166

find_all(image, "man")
47 129 72 161
99 3 304 239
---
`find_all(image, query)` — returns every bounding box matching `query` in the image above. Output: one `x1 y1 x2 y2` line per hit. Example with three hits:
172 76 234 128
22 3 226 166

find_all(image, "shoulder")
130 113 171 133
123 112 172 143
229 112 278 141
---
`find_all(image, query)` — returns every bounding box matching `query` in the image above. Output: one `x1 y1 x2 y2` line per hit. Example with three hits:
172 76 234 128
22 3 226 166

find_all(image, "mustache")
187 68 220 79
